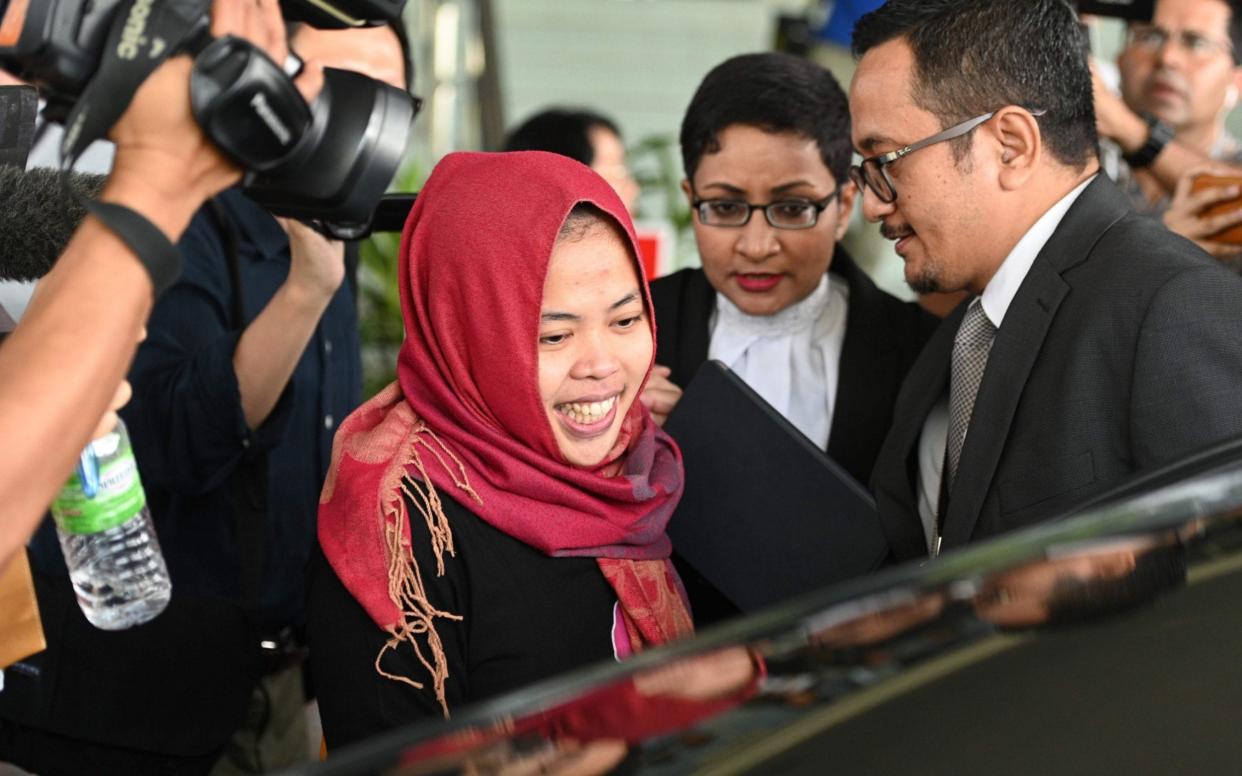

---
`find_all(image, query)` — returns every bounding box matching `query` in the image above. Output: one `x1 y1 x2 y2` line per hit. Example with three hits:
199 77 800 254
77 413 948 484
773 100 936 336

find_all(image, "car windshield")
302 436 1242 776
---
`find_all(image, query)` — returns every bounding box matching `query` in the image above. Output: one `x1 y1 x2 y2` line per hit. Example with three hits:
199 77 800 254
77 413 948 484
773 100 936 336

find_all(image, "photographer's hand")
234 218 345 430
0 0 318 570
105 0 324 240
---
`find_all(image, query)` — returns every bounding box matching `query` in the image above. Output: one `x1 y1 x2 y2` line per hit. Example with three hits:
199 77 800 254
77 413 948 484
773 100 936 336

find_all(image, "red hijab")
319 151 692 716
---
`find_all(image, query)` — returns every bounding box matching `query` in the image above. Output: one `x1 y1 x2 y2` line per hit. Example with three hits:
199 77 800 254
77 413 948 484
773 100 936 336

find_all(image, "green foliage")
629 132 693 234
357 160 426 398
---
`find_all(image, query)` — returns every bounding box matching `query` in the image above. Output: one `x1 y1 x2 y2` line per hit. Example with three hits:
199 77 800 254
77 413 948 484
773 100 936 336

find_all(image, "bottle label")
52 457 147 535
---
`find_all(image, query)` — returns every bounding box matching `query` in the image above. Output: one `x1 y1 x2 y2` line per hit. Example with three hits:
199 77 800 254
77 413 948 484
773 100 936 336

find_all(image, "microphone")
0 165 105 281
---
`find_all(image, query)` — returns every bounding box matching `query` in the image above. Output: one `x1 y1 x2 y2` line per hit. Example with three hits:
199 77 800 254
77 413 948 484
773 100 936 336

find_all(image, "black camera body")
0 0 122 109
0 0 416 227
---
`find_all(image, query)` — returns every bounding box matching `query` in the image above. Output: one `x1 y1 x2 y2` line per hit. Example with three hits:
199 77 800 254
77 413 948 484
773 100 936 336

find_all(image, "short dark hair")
852 0 1098 169
1043 542 1187 628
679 52 852 185
503 109 622 167
557 202 614 243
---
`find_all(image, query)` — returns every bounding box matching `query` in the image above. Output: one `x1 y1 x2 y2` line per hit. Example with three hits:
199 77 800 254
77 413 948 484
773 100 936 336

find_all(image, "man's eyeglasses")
1127 24 1233 61
691 189 840 230
849 109 1045 204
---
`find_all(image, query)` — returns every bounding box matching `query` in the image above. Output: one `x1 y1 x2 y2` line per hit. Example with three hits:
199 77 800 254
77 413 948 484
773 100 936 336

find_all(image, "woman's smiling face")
538 215 652 467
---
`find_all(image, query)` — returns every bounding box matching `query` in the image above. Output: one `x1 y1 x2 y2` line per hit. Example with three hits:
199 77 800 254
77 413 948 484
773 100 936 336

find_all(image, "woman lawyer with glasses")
641 53 938 624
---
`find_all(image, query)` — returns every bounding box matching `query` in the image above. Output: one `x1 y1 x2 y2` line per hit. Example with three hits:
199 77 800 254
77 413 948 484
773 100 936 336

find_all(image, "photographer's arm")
0 0 317 568
234 220 344 430
0 159 197 566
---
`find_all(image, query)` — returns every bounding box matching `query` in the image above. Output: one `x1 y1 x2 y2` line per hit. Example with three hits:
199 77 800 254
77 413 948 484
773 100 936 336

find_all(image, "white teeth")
558 396 617 424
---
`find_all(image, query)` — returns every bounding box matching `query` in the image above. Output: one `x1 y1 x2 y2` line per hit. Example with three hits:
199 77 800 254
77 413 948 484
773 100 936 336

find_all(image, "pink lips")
735 273 782 292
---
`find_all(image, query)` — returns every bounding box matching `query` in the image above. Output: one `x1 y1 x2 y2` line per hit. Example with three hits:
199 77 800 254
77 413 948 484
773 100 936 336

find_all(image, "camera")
0 0 417 228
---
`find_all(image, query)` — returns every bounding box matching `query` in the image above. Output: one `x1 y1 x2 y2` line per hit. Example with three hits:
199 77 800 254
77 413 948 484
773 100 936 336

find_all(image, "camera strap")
56 0 211 298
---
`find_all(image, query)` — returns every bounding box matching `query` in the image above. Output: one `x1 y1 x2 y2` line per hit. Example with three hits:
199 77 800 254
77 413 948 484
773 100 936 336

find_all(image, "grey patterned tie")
946 298 996 489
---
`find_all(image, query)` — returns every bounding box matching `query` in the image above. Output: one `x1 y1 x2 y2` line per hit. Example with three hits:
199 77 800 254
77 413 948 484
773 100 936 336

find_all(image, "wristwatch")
1122 114 1175 169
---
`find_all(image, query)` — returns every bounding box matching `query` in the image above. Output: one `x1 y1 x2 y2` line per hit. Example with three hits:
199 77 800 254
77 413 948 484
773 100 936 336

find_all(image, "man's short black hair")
679 52 852 185
852 0 1098 169
503 108 622 167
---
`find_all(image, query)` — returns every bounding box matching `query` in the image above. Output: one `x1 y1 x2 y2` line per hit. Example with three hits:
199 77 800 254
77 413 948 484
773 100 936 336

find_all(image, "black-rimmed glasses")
849 109 1046 204
691 189 840 230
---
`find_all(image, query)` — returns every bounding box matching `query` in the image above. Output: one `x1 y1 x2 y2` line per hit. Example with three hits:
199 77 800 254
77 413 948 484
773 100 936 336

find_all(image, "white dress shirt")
916 175 1095 552
708 273 850 448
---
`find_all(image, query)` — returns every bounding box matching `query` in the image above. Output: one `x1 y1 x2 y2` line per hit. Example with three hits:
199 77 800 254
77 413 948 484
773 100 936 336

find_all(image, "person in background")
307 151 690 748
504 107 640 213
1095 0 1242 258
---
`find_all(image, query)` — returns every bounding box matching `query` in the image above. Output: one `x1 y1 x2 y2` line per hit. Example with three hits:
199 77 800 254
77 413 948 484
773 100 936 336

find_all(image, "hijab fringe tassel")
373 421 481 719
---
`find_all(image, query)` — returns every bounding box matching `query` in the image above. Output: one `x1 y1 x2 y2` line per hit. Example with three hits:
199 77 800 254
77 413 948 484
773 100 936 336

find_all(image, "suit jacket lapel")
941 262 1068 545
873 303 961 559
941 175 1128 546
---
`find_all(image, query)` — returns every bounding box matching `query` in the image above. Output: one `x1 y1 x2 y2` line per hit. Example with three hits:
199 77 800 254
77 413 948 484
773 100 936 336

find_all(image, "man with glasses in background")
850 0 1242 563
1094 0 1242 257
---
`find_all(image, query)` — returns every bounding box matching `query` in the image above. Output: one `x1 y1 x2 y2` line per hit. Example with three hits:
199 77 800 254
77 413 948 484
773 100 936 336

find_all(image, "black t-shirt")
307 482 621 750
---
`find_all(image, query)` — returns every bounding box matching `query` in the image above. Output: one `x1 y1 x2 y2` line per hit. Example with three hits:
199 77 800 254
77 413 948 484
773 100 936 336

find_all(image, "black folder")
665 361 889 615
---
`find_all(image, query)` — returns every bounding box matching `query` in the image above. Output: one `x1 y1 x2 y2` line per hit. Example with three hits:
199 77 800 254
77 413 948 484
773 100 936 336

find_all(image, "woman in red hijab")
307 151 693 749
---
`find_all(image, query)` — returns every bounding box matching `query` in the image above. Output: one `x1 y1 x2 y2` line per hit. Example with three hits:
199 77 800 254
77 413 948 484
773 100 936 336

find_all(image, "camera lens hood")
243 66 415 224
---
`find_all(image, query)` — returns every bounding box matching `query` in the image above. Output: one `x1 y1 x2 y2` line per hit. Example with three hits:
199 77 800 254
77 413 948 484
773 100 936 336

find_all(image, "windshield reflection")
304 459 1242 776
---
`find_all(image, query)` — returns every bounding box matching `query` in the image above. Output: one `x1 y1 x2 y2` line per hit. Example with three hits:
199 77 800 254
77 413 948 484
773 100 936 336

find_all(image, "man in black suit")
850 0 1242 561
644 52 936 488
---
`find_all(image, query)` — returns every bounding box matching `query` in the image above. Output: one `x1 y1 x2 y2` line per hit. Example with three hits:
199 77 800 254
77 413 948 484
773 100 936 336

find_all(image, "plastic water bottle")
50 419 171 630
